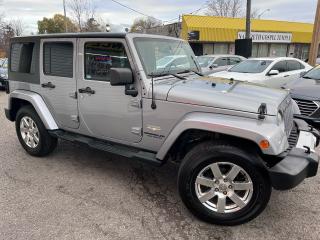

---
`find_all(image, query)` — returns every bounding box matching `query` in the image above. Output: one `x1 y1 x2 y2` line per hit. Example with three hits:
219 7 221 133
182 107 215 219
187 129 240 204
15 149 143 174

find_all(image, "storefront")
180 15 315 59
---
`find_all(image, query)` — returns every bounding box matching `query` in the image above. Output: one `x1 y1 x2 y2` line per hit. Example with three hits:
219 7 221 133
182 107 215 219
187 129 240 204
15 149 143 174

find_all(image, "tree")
8 19 24 36
205 0 243 17
67 0 96 32
130 17 162 33
37 14 77 34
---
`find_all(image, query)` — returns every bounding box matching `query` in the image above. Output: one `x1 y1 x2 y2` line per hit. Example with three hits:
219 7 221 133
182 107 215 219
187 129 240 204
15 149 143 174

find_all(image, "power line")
109 0 162 21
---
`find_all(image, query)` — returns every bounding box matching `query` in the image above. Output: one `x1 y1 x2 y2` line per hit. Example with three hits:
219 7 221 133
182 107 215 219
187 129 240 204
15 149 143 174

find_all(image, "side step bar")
49 130 163 166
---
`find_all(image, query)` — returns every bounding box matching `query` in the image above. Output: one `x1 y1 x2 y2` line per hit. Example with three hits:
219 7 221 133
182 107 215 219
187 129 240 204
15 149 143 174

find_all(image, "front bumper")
294 114 320 129
268 119 319 190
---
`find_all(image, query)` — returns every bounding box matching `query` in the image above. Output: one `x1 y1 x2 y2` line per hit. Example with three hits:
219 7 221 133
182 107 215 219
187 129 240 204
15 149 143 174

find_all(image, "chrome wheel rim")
195 162 253 214
20 116 40 149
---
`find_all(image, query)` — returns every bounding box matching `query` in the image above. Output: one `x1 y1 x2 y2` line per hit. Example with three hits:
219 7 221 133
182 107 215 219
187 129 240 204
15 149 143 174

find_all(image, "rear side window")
287 60 304 71
11 42 35 73
84 42 130 81
228 57 242 65
215 58 228 66
44 42 73 78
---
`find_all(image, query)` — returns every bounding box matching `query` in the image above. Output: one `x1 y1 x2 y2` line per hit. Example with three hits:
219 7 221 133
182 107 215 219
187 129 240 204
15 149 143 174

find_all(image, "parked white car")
197 54 246 75
210 57 312 88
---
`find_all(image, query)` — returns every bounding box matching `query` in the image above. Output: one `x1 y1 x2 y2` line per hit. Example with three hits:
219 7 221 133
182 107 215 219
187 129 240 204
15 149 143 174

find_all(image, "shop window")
214 43 228 54
269 44 288 57
203 44 214 55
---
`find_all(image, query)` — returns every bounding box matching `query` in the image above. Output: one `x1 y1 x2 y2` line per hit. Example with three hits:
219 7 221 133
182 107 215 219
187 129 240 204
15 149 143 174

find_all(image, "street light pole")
63 0 68 32
245 0 251 39
309 0 320 66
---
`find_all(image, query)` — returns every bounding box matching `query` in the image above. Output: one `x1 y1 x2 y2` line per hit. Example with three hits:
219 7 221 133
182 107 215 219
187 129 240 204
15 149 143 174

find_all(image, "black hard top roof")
12 32 127 41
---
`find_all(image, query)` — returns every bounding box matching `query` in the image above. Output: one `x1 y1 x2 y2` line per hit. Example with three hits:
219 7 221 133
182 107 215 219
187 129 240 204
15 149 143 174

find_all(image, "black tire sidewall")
178 142 271 225
15 106 56 156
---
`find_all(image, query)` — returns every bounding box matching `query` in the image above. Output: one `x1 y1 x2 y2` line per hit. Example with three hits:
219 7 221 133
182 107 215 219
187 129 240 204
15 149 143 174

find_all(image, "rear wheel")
16 106 57 157
178 141 271 225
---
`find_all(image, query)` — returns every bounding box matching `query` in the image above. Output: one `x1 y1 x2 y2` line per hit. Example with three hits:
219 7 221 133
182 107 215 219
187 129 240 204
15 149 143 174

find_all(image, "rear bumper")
268 120 319 190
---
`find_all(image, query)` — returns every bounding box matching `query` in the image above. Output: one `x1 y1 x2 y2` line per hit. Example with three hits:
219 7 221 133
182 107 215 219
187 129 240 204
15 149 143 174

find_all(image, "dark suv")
284 66 320 128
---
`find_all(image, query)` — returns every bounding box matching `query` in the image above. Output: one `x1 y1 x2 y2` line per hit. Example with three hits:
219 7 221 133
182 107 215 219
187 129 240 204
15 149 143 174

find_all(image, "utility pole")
245 0 251 39
63 0 68 33
309 0 320 66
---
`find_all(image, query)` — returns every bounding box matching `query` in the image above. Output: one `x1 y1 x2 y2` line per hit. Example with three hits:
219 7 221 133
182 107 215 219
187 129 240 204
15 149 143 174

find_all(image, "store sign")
237 32 292 43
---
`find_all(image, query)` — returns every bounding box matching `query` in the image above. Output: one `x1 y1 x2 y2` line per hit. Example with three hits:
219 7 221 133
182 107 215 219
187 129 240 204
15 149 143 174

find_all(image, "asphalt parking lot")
1 91 320 240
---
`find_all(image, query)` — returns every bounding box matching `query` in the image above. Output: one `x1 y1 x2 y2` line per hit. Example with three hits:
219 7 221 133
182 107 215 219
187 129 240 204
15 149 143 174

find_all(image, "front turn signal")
259 140 270 150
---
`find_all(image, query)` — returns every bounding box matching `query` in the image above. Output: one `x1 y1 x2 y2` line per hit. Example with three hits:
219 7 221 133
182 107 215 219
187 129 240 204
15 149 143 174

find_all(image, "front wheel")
178 141 271 225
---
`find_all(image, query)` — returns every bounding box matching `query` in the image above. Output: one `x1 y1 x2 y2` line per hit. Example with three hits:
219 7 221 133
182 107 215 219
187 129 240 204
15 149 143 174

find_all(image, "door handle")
79 87 95 94
284 75 290 77
41 82 55 89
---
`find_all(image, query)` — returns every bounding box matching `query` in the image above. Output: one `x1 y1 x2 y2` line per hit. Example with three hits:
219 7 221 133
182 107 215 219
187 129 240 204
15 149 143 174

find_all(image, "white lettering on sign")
237 32 292 43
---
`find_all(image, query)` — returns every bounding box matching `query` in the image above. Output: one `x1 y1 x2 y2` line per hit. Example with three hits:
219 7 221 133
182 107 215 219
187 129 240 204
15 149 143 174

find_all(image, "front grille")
293 98 319 117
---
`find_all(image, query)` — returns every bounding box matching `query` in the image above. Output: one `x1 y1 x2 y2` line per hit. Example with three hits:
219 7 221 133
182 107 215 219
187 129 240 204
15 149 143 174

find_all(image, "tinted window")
215 58 228 66
287 60 304 71
272 61 287 73
44 42 73 78
11 42 34 73
228 57 241 65
85 42 130 81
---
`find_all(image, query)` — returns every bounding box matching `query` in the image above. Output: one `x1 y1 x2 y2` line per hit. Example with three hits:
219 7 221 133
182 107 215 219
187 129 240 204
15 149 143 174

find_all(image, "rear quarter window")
10 42 35 73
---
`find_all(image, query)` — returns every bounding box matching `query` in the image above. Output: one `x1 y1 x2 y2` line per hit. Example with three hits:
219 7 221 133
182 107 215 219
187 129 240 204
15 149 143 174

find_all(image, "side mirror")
299 71 307 77
110 68 133 86
210 64 218 69
268 70 280 76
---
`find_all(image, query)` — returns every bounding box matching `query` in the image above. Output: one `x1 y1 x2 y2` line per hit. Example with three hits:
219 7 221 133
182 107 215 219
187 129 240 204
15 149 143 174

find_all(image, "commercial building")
146 15 316 59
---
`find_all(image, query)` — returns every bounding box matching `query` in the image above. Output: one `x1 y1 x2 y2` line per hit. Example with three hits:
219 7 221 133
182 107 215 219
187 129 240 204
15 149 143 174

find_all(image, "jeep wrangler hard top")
5 33 319 225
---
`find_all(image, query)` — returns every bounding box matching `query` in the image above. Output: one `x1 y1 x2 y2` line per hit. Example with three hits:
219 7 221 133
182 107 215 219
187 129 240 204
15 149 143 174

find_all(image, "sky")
0 0 318 34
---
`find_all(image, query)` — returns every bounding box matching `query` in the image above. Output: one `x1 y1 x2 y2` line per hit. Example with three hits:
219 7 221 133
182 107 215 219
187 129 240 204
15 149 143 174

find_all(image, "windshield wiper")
178 69 204 76
148 72 186 80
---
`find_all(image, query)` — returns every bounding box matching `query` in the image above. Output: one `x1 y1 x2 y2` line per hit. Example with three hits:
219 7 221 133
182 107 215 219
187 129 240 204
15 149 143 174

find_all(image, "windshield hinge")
258 103 267 120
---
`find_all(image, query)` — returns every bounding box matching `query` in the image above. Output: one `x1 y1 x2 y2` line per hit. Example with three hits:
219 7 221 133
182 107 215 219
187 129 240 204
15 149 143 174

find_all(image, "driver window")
84 42 130 81
271 61 287 73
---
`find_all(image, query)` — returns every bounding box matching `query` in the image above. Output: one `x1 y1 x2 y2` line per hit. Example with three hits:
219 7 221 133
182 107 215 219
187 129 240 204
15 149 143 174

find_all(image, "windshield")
197 56 215 67
134 38 199 76
304 67 320 80
229 60 272 73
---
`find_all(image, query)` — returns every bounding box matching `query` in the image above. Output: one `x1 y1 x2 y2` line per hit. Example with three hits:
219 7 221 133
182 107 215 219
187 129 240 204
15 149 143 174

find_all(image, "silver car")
197 54 246 75
5 33 319 226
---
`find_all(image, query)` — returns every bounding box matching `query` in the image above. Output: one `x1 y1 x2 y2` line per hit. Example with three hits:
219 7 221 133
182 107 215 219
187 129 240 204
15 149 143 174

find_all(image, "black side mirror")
110 68 133 86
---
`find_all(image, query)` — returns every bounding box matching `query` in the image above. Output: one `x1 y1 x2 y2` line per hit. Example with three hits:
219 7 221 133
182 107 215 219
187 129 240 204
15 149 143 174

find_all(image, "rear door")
40 39 79 129
286 60 306 82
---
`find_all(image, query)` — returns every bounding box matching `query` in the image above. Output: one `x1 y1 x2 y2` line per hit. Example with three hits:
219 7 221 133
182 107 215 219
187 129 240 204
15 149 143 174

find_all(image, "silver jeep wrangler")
5 33 319 225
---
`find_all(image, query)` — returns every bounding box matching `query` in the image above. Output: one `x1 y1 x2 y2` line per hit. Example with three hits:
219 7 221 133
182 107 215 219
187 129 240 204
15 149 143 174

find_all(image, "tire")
178 141 271 226
15 105 57 157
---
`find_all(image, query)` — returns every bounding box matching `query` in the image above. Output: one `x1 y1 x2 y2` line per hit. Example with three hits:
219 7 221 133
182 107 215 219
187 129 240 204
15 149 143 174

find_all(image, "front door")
40 39 79 129
77 38 142 143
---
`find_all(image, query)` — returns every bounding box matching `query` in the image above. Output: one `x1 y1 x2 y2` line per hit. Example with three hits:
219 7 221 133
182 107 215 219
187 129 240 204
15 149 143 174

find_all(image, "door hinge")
131 127 142 136
69 92 78 99
130 99 142 108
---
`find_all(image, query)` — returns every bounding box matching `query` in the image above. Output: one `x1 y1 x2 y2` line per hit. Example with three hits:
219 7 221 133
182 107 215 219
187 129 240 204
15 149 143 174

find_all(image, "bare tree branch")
67 0 96 31
205 0 243 18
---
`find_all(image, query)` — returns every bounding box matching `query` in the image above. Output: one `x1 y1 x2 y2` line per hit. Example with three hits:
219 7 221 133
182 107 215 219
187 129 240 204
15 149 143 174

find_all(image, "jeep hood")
153 76 288 116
